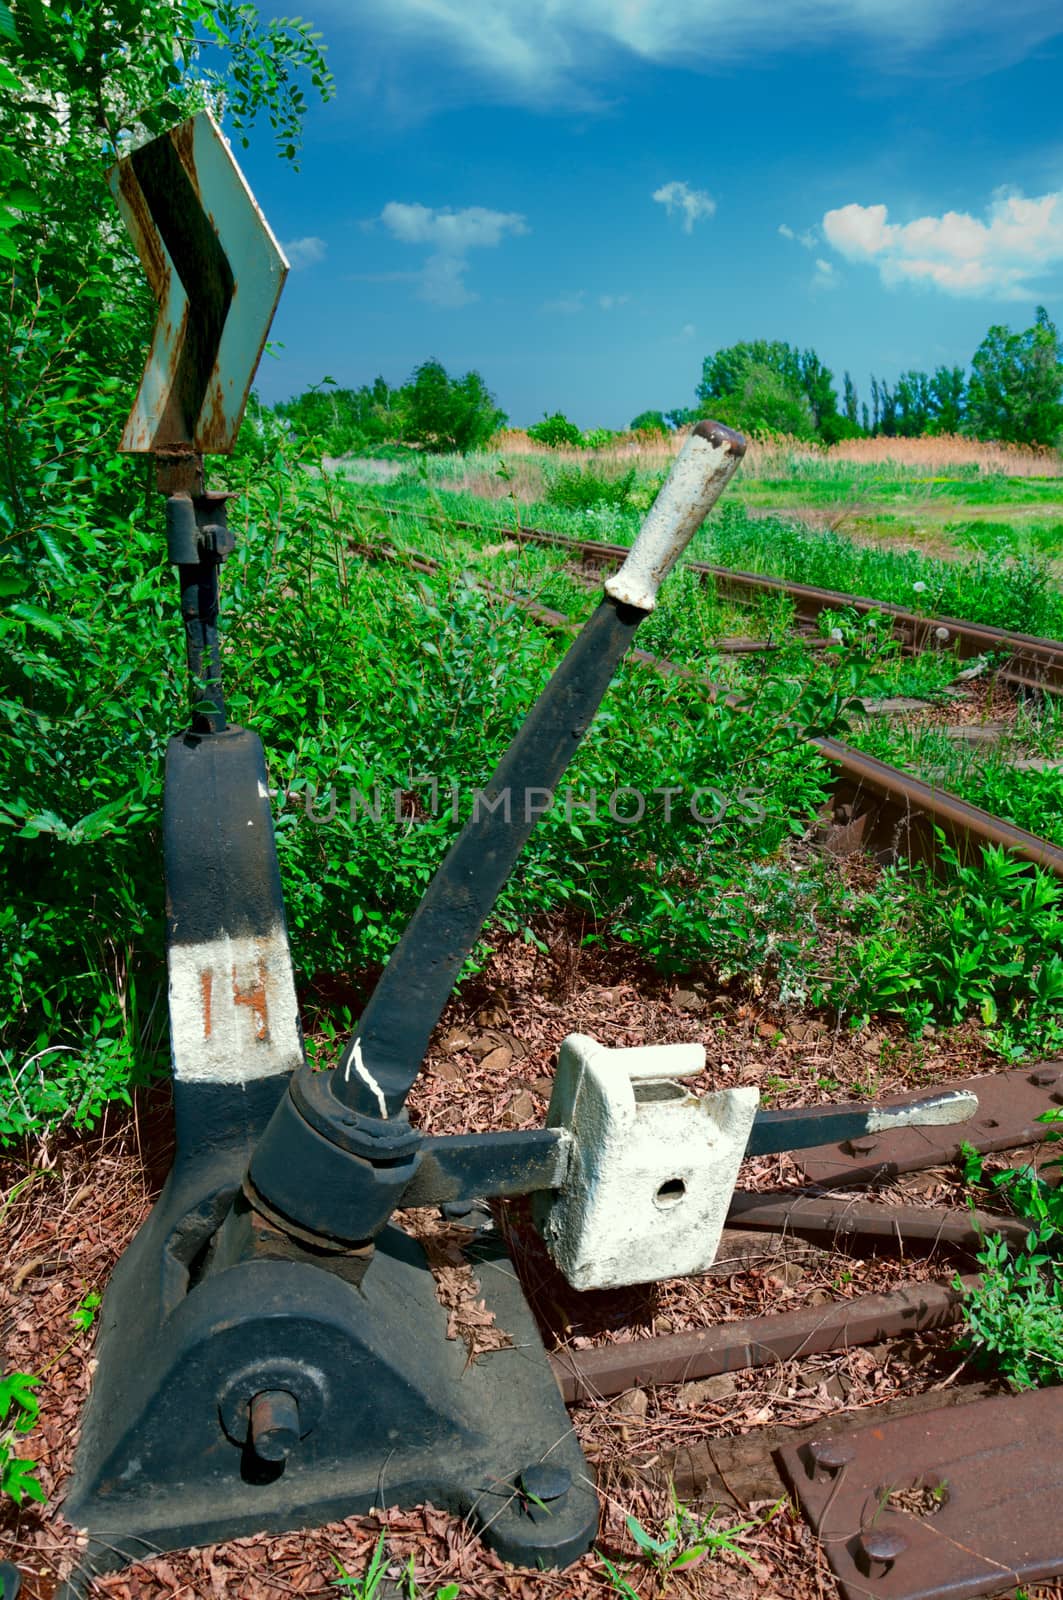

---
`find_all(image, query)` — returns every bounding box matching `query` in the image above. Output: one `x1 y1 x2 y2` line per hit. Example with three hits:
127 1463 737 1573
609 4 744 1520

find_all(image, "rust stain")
117 164 168 299
200 970 213 1040
171 118 200 200
232 959 270 1043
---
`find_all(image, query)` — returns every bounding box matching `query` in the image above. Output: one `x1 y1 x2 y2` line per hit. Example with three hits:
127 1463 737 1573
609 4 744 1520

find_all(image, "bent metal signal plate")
109 110 289 454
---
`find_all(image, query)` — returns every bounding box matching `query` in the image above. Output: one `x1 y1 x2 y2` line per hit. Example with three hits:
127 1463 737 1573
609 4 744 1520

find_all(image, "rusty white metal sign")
109 111 289 454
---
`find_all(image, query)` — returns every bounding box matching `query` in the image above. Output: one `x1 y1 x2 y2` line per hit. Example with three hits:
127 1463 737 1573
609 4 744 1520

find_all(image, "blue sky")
241 2 1063 431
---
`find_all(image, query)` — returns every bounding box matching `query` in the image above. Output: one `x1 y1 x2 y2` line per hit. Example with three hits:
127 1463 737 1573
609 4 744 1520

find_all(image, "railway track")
344 514 1063 1599
348 528 1063 880
347 497 1063 696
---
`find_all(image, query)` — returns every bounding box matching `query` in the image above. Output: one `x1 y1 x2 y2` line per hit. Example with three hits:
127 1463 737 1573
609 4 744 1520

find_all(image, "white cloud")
330 1 1062 112
822 187 1063 299
653 181 716 233
282 236 327 270
599 293 630 310
779 223 818 249
812 257 840 291
543 290 586 314
379 201 528 306
678 322 696 341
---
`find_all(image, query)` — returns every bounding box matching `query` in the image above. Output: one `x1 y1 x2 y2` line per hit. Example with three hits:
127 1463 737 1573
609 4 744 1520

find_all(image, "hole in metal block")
633 1080 687 1104
655 1178 686 1207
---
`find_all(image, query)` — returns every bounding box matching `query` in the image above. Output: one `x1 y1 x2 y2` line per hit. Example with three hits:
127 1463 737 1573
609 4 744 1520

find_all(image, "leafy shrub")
527 412 583 447
581 426 618 449
545 466 636 510
0 1372 44 1508
629 410 668 435
398 360 506 454
959 1125 1063 1389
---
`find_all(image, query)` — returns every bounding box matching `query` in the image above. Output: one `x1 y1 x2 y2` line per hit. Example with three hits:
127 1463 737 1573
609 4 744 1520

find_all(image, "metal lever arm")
334 421 746 1120
746 1089 979 1157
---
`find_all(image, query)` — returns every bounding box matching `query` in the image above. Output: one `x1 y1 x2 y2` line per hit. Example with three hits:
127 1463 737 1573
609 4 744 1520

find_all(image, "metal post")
157 452 234 733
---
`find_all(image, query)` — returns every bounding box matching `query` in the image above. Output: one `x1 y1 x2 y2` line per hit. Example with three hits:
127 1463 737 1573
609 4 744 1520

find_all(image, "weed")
958 1118 1063 1388
330 1540 458 1599
330 1535 389 1597
0 1372 45 1508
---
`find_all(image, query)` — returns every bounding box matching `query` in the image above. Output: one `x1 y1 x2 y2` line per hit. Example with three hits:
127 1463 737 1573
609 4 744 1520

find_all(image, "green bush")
544 466 636 510
527 412 583 447
629 410 668 436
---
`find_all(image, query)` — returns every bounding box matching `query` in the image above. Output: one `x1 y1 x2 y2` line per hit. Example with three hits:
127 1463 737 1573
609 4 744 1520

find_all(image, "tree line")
640 305 1063 447
277 304 1063 454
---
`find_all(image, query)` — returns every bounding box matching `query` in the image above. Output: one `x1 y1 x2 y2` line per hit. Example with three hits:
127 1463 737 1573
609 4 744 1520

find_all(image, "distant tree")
798 349 841 436
894 370 934 437
709 363 816 440
928 365 966 434
698 340 817 439
277 375 399 455
665 406 698 430
527 412 584 447
843 371 859 427
861 401 870 434
629 409 668 435
965 307 1063 444
872 378 898 437
400 360 506 453
698 339 803 405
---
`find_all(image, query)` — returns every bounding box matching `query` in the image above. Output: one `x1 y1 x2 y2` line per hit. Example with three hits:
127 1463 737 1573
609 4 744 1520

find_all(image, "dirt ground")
1 927 1057 1600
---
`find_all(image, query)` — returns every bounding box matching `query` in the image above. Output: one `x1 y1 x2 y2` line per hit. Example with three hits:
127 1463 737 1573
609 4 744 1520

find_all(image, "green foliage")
0 1371 45 1508
959 1121 1063 1388
277 376 401 457
331 1535 389 1597
545 466 636 510
697 339 833 441
581 425 619 448
703 504 1063 639
279 364 504 457
0 3 331 1140
966 306 1063 446
629 409 668 435
330 1538 458 1598
400 360 506 454
707 362 817 441
526 411 584 447
825 845 1063 1053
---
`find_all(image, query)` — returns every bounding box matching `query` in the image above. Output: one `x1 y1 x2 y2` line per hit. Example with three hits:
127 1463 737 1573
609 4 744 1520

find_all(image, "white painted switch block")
534 1033 759 1290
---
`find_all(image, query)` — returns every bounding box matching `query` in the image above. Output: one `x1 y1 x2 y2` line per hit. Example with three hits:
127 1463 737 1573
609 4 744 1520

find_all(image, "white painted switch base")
535 1034 759 1291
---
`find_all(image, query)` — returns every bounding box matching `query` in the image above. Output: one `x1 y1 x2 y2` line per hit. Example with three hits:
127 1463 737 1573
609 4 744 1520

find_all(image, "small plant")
70 1291 101 1334
958 1117 1063 1388
331 1535 389 1598
622 1485 768 1574
330 1537 458 1600
0 1371 45 1507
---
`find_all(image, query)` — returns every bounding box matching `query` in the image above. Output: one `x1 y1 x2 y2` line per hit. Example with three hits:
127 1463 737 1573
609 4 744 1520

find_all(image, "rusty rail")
349 499 1063 695
348 531 1063 880
728 1191 1030 1254
550 1276 974 1402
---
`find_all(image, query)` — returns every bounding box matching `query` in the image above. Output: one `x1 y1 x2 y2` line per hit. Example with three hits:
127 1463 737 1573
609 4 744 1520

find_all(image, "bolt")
1030 1068 1060 1088
856 1529 907 1578
520 1462 572 1507
249 1389 300 1464
846 1138 878 1157
807 1438 855 1481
